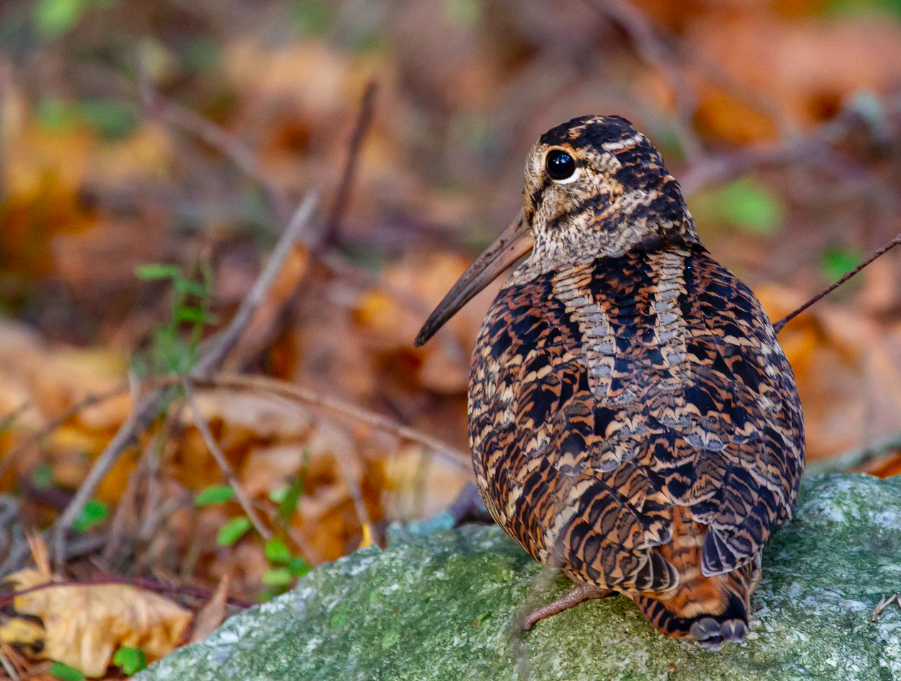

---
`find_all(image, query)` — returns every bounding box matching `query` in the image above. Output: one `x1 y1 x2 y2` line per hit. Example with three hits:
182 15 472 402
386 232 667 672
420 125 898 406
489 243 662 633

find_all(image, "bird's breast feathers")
468 243 804 590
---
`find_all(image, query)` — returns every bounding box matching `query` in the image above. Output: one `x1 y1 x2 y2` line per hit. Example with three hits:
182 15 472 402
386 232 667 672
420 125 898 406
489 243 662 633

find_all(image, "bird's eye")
545 150 577 181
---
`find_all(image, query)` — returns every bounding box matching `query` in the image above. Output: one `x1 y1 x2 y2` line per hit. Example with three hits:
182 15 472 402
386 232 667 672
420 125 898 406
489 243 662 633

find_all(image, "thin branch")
332 444 375 546
182 379 272 541
589 0 703 161
0 575 253 610
0 645 19 681
195 192 320 374
139 69 294 226
0 382 129 480
51 390 167 568
587 0 793 137
192 373 470 471
772 232 901 334
322 81 378 247
679 102 872 195
51 194 320 568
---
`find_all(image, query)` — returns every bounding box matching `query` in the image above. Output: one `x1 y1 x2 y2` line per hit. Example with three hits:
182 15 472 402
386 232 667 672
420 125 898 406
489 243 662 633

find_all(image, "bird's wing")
468 245 804 591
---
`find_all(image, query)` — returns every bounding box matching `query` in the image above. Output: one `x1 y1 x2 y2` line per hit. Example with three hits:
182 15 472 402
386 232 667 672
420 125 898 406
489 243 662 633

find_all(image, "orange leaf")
6 571 191 678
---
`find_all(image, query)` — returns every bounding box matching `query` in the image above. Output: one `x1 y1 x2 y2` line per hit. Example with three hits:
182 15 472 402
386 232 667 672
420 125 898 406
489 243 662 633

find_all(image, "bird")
414 115 805 648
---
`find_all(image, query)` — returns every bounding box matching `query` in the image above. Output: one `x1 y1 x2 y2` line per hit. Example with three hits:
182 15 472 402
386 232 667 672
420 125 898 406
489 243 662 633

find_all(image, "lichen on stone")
137 475 901 681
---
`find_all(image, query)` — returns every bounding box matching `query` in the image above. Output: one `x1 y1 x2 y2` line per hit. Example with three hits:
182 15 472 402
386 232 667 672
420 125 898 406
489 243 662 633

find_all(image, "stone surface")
137 475 901 681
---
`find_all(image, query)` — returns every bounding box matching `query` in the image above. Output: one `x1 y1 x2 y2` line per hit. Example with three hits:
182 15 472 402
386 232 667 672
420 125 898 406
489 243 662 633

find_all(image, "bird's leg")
522 582 614 631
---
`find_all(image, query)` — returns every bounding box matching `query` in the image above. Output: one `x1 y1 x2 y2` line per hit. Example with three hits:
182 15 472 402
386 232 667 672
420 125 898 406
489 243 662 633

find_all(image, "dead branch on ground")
50 194 320 568
182 379 273 541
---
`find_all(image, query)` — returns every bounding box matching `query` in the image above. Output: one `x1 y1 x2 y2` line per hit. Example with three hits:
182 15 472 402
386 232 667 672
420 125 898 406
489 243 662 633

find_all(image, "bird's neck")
510 189 701 287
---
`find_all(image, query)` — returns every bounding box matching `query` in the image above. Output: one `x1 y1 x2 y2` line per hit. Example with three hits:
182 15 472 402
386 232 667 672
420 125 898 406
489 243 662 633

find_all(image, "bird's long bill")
414 210 533 347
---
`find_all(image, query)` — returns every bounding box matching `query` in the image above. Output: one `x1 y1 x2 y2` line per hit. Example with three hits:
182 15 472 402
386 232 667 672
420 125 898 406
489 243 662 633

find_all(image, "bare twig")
50 194 320 568
100 410 178 567
679 102 875 195
51 391 167 568
138 70 294 226
333 442 375 546
772 232 901 334
2 533 106 578
182 379 272 541
0 382 129 479
192 373 469 470
0 402 28 432
589 0 703 161
0 641 27 681
323 81 378 247
586 0 793 138
0 645 19 681
195 192 320 374
0 575 253 609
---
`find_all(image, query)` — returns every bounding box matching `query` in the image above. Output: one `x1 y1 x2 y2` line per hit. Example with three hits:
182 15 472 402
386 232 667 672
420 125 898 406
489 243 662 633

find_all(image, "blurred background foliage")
2 0 901 674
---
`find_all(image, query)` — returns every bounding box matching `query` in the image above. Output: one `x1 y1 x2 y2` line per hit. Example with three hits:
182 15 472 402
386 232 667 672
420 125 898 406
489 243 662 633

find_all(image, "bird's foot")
522 584 614 631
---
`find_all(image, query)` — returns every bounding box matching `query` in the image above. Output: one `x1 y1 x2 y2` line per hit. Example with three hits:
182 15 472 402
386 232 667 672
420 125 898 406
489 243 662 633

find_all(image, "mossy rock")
137 475 901 680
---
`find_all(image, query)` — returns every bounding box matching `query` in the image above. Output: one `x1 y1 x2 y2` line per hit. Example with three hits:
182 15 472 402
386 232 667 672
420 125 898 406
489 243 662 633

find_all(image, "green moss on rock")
137 475 901 680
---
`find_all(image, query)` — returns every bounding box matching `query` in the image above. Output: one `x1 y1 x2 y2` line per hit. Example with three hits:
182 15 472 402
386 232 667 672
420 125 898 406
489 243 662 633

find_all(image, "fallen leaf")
189 576 229 643
0 615 45 651
5 571 191 678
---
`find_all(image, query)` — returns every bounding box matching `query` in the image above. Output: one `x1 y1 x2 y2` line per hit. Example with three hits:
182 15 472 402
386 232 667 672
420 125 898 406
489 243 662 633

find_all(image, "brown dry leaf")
383 443 470 521
354 253 497 395
0 616 45 651
689 10 901 139
0 321 132 494
864 453 901 479
189 576 229 644
185 389 312 442
6 570 191 678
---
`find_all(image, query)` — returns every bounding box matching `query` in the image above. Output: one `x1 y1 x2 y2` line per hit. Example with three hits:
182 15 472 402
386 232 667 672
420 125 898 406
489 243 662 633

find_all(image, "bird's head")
414 115 699 346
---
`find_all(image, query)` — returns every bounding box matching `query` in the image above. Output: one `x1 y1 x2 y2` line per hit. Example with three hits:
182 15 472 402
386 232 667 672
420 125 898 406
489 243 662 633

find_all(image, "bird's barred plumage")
421 114 804 647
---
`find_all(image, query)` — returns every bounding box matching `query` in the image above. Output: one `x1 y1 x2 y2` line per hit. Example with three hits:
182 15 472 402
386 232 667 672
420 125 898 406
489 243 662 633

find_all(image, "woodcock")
414 115 805 648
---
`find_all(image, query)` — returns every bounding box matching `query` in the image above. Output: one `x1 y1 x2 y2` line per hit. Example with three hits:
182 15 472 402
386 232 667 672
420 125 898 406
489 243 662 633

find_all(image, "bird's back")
468 240 804 639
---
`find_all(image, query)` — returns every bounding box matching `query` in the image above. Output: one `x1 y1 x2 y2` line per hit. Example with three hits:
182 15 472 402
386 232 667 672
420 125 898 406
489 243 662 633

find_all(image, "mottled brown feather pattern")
463 116 804 645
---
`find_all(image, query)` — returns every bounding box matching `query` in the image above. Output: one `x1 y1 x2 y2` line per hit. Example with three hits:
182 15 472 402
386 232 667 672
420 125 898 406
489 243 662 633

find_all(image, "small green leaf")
292 0 333 35
821 246 863 283
265 538 292 564
113 647 147 674
73 499 108 533
48 662 86 681
262 567 293 587
173 279 208 296
288 556 311 577
195 485 236 507
722 180 783 234
268 486 290 504
33 0 85 37
182 36 221 73
216 517 252 546
30 463 55 490
175 306 217 324
444 0 482 25
36 98 76 132
276 461 308 525
135 263 182 281
692 178 784 235
78 98 137 141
